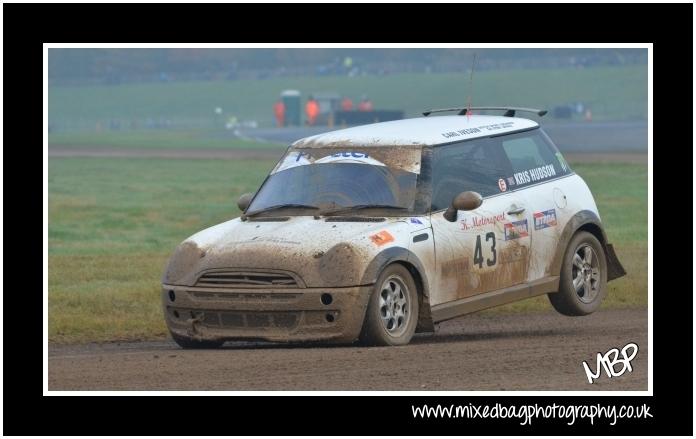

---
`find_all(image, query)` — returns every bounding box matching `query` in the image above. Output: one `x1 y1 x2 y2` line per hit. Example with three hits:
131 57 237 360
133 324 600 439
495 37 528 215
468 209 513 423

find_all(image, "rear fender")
551 210 626 281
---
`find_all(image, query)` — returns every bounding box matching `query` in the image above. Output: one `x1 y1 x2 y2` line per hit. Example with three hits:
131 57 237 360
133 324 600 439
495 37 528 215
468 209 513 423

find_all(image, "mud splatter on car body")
162 113 624 345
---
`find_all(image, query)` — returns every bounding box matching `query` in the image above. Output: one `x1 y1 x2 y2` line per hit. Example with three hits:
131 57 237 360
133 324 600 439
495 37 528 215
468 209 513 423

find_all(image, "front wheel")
548 231 608 316
360 264 419 346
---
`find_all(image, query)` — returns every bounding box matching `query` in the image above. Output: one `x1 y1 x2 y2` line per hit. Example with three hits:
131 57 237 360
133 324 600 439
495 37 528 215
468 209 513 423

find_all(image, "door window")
500 130 571 188
431 140 508 211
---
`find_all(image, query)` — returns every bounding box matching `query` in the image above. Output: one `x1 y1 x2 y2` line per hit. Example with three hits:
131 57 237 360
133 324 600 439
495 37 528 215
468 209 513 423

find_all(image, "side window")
431 140 508 211
503 137 547 169
501 131 570 188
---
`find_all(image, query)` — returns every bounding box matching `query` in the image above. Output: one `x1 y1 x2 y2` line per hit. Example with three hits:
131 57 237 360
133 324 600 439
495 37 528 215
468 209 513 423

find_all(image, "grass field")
49 65 647 135
47 130 281 149
48 157 648 343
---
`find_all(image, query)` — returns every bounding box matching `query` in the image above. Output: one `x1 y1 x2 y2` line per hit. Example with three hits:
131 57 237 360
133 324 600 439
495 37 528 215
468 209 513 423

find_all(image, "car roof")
291 114 539 148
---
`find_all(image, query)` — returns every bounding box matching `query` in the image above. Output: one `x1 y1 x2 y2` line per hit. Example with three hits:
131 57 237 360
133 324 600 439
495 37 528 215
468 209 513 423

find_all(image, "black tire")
360 264 419 346
170 331 225 349
548 231 608 316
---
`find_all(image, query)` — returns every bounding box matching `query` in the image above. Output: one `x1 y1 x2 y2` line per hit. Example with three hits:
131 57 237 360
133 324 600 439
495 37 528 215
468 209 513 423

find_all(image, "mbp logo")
582 342 639 384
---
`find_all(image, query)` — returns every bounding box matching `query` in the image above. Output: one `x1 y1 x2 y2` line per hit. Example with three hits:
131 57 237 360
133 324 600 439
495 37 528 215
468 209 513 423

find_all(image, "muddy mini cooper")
162 106 625 348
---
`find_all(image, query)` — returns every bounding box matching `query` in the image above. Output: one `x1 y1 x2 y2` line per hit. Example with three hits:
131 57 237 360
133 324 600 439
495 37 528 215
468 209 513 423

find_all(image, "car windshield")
247 146 423 216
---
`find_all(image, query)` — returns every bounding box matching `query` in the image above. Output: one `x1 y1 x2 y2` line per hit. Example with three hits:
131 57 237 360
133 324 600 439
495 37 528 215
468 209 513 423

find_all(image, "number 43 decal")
474 232 497 268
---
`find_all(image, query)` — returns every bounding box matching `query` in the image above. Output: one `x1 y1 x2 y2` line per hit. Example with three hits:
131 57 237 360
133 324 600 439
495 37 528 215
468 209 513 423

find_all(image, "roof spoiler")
422 106 548 117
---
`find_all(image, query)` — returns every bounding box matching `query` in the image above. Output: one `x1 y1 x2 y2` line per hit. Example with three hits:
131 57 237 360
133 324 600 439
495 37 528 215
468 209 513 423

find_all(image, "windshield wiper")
321 204 409 216
244 203 320 218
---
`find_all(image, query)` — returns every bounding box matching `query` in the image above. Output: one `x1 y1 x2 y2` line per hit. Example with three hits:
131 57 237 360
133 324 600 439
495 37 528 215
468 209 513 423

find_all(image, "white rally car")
162 107 625 348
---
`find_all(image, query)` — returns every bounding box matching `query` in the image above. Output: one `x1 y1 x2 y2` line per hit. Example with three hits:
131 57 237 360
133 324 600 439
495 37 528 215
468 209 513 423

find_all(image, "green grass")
49 158 278 256
48 158 648 343
48 129 282 149
49 65 647 133
49 157 276 342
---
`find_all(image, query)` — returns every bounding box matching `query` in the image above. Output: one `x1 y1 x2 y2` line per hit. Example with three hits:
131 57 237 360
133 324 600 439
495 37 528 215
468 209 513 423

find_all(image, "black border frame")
4 2 692 436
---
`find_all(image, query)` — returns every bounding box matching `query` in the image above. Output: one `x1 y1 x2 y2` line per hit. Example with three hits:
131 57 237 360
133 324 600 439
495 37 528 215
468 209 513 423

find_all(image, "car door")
429 138 532 307
498 129 574 282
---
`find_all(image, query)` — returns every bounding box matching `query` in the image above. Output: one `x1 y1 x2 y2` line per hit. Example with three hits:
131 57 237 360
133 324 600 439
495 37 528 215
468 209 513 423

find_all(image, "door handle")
507 206 525 215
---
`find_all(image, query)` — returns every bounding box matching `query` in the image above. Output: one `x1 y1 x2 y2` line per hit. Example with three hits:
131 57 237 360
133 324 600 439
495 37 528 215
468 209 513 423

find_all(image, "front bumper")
162 284 372 343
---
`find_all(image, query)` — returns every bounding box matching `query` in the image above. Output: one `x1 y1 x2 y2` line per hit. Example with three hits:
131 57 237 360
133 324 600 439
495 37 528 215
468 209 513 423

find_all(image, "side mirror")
443 191 483 222
237 193 253 212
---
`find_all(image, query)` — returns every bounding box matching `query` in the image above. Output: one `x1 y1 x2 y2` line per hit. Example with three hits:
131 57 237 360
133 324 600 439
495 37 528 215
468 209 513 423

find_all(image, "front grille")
203 311 299 329
195 270 299 288
189 291 302 302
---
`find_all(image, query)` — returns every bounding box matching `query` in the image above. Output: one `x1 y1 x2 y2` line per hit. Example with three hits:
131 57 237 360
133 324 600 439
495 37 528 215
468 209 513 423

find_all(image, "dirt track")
48 307 648 391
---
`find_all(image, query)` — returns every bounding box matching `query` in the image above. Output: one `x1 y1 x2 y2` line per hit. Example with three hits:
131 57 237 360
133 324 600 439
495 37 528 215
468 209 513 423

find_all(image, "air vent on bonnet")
324 217 385 222
246 216 290 222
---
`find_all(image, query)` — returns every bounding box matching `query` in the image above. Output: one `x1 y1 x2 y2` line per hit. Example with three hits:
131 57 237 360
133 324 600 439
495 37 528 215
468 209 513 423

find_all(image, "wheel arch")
550 210 626 281
360 247 434 333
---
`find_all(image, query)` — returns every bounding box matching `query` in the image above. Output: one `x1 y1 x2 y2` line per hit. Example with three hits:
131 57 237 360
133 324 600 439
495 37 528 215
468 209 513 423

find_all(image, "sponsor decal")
295 151 311 161
315 152 385 167
533 208 558 230
498 178 507 192
460 212 506 231
331 151 369 158
439 122 515 139
506 176 516 187
480 121 515 131
504 219 529 241
273 151 387 174
410 217 424 225
273 151 314 173
513 164 557 185
440 127 483 139
370 230 395 246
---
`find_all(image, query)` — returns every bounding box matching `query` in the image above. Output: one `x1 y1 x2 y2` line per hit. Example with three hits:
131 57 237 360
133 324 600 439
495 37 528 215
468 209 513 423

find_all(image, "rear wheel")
360 264 419 346
548 231 607 316
170 331 225 349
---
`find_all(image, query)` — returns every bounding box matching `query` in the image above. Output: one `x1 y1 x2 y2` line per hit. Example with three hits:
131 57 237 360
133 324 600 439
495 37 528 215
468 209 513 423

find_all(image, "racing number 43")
474 232 497 268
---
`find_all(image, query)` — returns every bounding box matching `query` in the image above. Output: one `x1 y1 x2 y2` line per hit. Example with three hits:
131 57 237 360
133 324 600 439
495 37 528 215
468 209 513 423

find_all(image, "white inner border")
43 42 652 397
